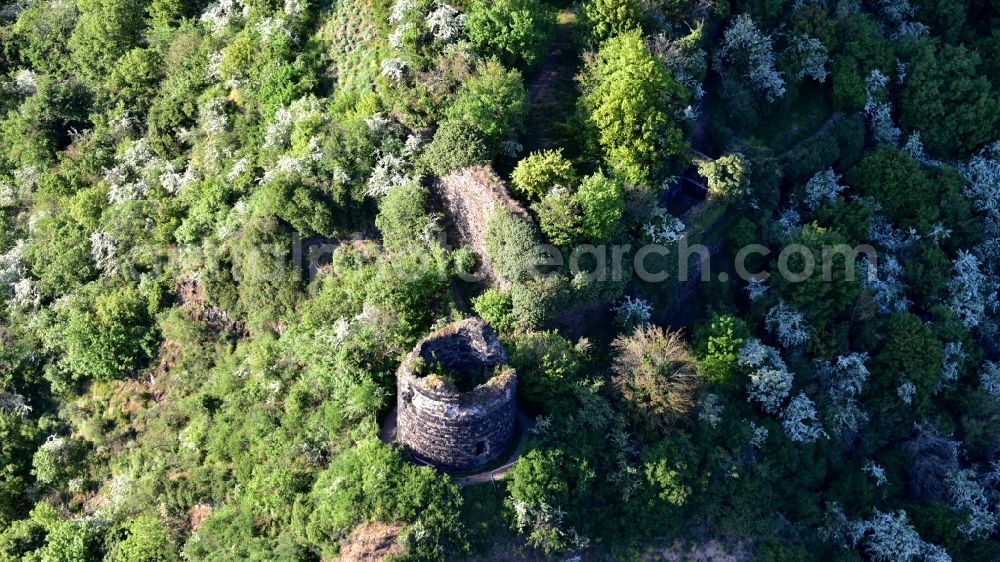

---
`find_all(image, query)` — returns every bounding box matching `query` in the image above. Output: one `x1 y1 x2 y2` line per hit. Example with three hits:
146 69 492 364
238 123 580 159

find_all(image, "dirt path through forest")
522 9 581 154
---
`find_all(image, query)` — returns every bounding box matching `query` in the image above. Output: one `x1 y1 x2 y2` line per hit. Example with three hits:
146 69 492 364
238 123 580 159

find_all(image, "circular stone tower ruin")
396 318 517 472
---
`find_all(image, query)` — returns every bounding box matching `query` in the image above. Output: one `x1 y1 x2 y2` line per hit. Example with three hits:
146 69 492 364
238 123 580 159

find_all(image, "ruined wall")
396 319 517 472
432 166 530 288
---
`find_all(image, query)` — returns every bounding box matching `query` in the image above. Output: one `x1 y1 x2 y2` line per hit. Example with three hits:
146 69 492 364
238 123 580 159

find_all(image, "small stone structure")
433 165 530 288
396 318 517 472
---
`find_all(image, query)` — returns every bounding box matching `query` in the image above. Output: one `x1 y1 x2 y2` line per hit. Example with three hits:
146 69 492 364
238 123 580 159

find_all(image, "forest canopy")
1 0 1000 560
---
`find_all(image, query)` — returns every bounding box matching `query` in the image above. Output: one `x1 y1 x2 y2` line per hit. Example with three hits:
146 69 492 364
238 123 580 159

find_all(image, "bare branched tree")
611 326 702 435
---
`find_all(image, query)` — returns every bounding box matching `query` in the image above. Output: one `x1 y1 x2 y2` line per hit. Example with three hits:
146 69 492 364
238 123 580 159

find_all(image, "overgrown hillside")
1 0 999 560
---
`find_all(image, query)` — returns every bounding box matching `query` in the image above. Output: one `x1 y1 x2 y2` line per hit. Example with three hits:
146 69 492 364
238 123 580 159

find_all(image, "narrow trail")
522 9 581 155
777 113 841 161
454 410 535 486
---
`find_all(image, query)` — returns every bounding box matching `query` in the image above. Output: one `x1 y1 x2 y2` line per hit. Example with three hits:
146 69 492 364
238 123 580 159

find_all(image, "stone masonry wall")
397 319 517 472
432 166 530 289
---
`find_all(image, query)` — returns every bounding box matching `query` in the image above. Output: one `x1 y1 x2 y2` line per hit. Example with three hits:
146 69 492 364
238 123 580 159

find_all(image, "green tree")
899 40 999 157
0 412 39 527
772 223 861 333
510 277 568 329
255 176 335 236
534 189 583 247
229 216 303 334
146 27 213 153
913 0 967 42
697 154 749 202
2 74 93 163
472 289 516 333
583 0 644 44
375 183 430 252
576 171 624 242
69 0 150 82
60 285 157 381
694 315 749 389
846 145 940 232
466 0 555 69
510 149 576 201
422 120 491 176
873 313 944 412
147 0 197 29
25 213 95 298
9 0 77 75
640 434 700 519
506 331 586 414
305 440 463 558
505 447 580 554
107 48 163 111
829 14 893 110
444 60 529 155
38 519 102 562
109 516 179 562
580 31 687 186
484 208 539 283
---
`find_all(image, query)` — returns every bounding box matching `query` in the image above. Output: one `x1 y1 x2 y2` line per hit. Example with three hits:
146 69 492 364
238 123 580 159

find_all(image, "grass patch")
459 483 515 554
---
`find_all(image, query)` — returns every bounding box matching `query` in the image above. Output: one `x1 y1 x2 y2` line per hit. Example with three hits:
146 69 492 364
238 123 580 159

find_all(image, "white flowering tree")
829 353 871 397
803 169 845 211
777 208 802 237
947 250 997 329
865 70 901 145
945 469 998 538
642 208 685 244
765 300 810 348
367 153 417 197
749 421 769 448
738 338 793 413
961 142 1000 258
426 3 465 42
874 0 929 41
381 58 408 83
103 139 162 204
386 0 465 69
746 277 768 302
904 133 942 168
898 380 917 405
781 393 826 443
698 393 723 428
0 390 31 418
864 461 889 487
510 499 589 554
613 296 652 330
200 0 250 34
961 142 1000 218
981 361 1000 400
939 342 966 387
819 353 871 434
650 26 708 100
0 240 39 311
869 215 920 253
848 510 952 562
788 34 828 83
89 231 119 277
716 14 785 102
4 69 37 96
861 254 911 315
